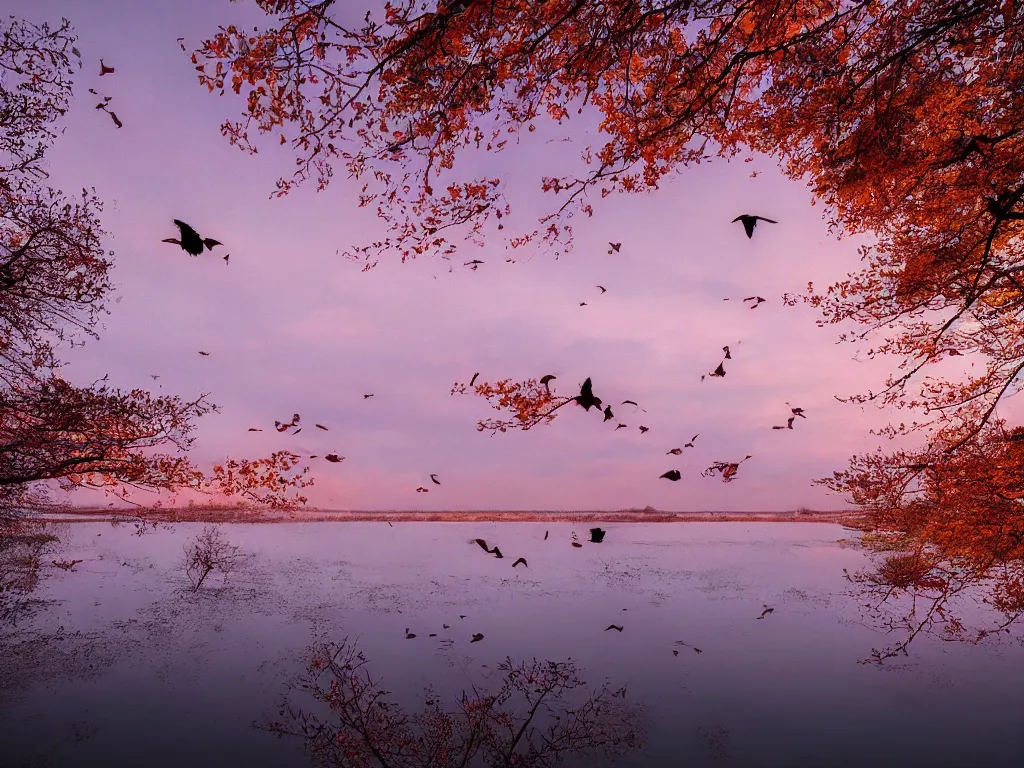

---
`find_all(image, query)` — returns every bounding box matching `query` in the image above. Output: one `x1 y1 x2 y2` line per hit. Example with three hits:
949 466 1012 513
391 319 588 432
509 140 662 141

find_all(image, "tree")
196 1 1024 654
0 15 312 622
182 525 251 592
262 636 646 767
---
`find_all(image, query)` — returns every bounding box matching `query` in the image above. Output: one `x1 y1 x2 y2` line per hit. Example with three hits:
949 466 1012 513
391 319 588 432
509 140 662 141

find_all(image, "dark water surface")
2 522 1022 767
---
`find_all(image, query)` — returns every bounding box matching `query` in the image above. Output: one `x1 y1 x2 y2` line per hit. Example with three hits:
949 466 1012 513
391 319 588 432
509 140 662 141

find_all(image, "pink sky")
28 0 916 511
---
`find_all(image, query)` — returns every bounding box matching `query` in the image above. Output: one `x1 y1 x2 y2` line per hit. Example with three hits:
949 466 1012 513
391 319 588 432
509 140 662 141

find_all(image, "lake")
2 521 1022 767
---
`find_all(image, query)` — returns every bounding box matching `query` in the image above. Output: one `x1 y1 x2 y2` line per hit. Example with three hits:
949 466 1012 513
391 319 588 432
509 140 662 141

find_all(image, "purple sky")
21 0 932 511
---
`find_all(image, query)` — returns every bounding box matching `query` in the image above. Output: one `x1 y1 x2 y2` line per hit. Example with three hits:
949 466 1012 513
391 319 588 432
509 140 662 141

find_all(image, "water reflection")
263 638 646 767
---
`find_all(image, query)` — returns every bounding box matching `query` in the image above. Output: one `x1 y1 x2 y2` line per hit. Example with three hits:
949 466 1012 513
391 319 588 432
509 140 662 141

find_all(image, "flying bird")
247 428 263 432
785 402 807 418
757 605 775 620
469 372 480 387
464 260 484 269
162 220 222 257
512 557 528 568
684 434 699 448
605 624 624 632
732 214 778 238
708 362 726 378
603 406 614 422
364 393 374 399
471 633 484 643
474 539 503 558
99 59 115 76
579 301 588 307
223 254 230 265
108 111 122 129
197 350 210 356
416 486 429 493
723 345 732 359
405 629 416 639
315 424 328 431
638 426 649 434
615 423 627 431
773 416 797 430
573 377 602 411
292 428 302 435
607 242 621 253
667 448 682 455
661 470 682 481
150 375 160 380
597 285 607 294
324 454 344 463
744 296 767 308
540 375 556 393
702 455 753 483
430 474 441 485
176 37 186 51
622 400 638 407
572 542 583 548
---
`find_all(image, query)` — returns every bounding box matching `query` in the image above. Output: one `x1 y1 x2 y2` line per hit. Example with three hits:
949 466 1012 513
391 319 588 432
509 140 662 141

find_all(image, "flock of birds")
397 524 776 652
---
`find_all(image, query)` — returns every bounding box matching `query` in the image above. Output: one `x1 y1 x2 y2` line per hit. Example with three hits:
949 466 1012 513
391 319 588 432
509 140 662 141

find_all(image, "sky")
11 0 913 512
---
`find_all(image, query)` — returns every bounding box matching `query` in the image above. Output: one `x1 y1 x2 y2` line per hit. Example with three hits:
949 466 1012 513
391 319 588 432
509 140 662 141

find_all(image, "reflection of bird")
430 474 441 485
757 605 775 620
512 557 528 568
544 530 549 540
574 377 602 411
661 470 682 481
732 214 777 238
605 624 624 632
162 220 222 256
99 59 115 76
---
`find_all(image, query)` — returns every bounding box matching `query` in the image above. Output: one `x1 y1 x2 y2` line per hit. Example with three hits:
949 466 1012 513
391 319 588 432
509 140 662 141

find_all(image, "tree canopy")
196 0 1024 654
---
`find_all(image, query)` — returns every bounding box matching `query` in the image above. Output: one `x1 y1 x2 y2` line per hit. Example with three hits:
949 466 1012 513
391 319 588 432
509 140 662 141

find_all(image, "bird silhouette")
785 402 807 418
723 345 732 359
572 542 583 548
540 374 556 393
469 372 480 387
703 456 753 482
573 377 602 411
223 254 230 264
615 423 627 430
176 37 186 51
464 260 484 269
622 400 638 407
198 350 210 356
405 628 416 639
430 474 441 485
667 448 682 455
324 454 344 463
757 605 775 619
684 434 699 448
579 301 588 306
589 527 606 543
474 539 503 558
99 59 115 76
661 470 682 481
608 242 621 253
597 285 607 294
162 220 222 257
744 296 767 308
772 416 797 430
108 111 122 129
247 427 263 432
315 424 328 431
512 557 528 568
544 530 549 540
638 426 649 434
471 633 484 643
605 624 624 632
363 393 374 399
732 215 778 238
603 405 614 422
709 362 726 378
674 641 703 653
415 486 429 493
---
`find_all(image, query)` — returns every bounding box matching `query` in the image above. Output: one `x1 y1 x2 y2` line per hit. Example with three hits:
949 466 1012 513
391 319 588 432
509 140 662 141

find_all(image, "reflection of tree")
262 638 647 767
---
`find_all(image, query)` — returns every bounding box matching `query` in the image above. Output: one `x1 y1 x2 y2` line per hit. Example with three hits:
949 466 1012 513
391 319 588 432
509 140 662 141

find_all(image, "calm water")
1 522 1022 767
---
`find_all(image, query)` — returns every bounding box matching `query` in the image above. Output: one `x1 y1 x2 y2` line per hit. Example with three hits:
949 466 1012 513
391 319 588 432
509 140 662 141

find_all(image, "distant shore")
33 506 867 526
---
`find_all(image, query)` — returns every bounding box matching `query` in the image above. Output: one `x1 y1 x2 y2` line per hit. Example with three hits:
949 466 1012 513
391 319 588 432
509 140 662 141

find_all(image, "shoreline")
30 507 867 526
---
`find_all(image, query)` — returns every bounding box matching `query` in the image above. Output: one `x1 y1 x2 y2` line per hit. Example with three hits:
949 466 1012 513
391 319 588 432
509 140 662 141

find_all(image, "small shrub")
182 525 250 592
